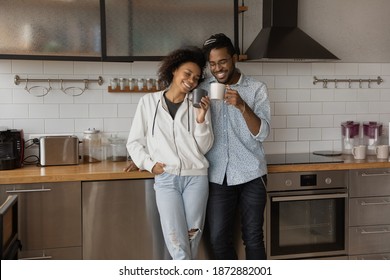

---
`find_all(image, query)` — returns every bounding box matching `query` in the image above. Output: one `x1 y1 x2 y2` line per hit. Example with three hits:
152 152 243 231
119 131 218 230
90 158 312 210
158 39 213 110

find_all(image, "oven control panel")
267 170 347 192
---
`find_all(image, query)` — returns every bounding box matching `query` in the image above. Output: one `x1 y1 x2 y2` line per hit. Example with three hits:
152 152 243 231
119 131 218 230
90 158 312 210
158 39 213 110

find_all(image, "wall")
1 59 389 154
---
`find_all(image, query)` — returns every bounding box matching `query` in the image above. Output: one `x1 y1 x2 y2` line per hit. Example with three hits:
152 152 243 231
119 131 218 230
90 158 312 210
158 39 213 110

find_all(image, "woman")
126 47 213 260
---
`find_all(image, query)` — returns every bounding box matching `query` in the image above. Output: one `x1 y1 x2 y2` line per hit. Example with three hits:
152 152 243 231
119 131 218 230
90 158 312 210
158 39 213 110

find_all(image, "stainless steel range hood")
245 0 339 62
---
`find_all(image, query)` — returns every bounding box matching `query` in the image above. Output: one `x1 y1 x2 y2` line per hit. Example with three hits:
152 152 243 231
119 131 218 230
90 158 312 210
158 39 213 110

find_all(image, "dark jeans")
206 175 267 260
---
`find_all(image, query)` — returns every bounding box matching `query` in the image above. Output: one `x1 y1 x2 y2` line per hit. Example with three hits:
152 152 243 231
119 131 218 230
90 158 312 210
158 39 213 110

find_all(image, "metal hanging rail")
14 75 104 86
313 76 383 88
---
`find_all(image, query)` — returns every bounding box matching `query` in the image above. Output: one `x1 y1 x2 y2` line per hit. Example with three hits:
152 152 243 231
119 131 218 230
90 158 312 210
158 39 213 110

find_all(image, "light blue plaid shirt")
199 71 271 186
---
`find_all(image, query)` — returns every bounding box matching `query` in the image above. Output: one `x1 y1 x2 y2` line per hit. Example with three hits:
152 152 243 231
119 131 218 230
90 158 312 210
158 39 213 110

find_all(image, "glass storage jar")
83 128 102 163
106 136 127 162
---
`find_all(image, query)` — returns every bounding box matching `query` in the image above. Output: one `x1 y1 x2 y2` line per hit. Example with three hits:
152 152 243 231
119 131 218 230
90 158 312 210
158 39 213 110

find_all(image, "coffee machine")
0 129 24 170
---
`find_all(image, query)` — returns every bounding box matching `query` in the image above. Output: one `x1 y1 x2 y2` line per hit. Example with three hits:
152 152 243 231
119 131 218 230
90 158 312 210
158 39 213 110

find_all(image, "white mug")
352 145 367 160
376 145 389 159
209 83 226 100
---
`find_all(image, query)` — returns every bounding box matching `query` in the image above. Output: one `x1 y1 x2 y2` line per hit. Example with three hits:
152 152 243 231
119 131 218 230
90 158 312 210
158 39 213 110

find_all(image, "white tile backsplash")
322 102 346 114
275 76 299 88
60 104 89 118
382 64 390 75
89 104 118 118
102 62 132 75
74 62 103 75
45 119 74 133
0 104 29 119
263 63 288 75
287 116 310 128
0 88 13 103
29 104 59 118
287 63 312 75
12 60 43 74
44 61 74 74
299 128 322 141
1 60 389 154
310 115 334 127
335 63 359 75
358 63 381 75
299 102 323 115
0 60 12 73
287 89 311 102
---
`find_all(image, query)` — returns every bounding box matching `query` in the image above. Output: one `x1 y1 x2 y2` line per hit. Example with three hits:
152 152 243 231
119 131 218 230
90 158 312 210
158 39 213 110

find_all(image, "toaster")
39 135 79 166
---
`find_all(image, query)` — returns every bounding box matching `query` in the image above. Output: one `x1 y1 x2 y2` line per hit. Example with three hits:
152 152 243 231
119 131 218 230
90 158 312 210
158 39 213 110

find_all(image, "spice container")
106 136 127 162
83 128 102 162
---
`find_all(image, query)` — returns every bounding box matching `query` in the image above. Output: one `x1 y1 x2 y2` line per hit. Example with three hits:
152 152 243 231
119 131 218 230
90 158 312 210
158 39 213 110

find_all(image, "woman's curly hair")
158 46 206 89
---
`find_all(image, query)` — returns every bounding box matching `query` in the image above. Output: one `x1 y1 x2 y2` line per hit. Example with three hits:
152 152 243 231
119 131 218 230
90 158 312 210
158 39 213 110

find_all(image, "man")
200 33 271 260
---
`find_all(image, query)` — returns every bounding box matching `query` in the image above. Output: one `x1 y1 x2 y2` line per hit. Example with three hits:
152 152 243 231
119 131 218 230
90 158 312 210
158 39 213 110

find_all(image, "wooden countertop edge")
1 159 390 184
0 161 154 185
0 172 155 185
268 161 390 173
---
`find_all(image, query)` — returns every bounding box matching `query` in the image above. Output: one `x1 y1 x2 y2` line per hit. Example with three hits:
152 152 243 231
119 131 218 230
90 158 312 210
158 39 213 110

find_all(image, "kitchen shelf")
107 86 162 93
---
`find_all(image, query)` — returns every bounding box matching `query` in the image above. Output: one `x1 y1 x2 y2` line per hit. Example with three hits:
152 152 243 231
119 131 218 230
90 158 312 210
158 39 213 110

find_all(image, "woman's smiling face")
172 62 201 93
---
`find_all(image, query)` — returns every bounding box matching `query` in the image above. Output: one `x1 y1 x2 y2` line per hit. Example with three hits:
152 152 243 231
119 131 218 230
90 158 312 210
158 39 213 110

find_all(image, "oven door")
267 189 348 259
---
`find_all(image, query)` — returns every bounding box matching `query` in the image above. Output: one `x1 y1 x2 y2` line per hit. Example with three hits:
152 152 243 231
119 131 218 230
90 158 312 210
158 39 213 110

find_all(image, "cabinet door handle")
360 171 390 177
361 228 390 235
360 200 390 206
19 255 53 260
6 188 52 193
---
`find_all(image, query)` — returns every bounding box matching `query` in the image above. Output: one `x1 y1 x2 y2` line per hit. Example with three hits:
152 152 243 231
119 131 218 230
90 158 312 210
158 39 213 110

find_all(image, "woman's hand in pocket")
152 162 166 175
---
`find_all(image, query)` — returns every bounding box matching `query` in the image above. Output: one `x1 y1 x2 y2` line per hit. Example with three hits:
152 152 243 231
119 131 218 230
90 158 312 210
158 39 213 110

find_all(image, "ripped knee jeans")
154 172 209 260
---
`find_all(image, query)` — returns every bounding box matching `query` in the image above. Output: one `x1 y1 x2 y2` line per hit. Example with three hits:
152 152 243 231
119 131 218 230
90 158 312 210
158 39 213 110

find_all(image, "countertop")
0 160 154 185
1 155 390 185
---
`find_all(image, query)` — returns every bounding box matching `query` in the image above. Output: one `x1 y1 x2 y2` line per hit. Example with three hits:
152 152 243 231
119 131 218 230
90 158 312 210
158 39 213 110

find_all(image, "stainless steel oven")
267 170 348 259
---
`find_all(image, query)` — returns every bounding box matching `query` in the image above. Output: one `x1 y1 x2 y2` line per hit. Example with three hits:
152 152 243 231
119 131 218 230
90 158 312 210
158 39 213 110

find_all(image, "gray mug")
191 88 208 108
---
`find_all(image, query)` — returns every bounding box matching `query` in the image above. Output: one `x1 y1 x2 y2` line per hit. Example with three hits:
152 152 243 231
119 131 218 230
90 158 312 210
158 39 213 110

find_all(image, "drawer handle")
6 188 52 193
361 228 390 235
360 200 390 206
20 255 53 260
360 171 390 177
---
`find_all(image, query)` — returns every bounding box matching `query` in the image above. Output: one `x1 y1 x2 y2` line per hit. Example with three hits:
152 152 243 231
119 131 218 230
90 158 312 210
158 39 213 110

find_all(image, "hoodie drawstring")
152 98 190 137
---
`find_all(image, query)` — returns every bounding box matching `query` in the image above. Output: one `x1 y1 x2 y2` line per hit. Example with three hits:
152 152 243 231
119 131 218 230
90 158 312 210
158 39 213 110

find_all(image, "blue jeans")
154 173 209 260
207 175 267 260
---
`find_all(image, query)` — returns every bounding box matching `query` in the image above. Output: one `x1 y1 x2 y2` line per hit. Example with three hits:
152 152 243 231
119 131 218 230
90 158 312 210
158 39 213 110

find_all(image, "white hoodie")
127 90 213 176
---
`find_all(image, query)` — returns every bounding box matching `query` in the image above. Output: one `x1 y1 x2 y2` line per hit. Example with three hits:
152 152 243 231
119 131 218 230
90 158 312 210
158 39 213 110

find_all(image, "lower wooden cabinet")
0 182 82 260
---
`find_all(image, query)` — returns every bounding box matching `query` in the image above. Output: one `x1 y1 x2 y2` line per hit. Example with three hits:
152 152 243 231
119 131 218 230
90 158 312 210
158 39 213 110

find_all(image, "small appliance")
0 129 24 170
39 135 79 166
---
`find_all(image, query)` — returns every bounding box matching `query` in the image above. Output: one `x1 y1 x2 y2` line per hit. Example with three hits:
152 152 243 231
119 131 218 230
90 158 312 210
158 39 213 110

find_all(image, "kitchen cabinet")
0 182 82 260
105 0 236 61
0 0 237 62
348 168 390 259
0 0 101 60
